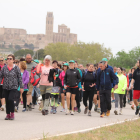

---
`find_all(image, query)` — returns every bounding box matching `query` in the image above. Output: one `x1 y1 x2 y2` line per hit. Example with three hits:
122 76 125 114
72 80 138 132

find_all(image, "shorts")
40 85 52 95
27 82 33 95
94 90 97 94
133 90 140 99
0 85 4 98
60 86 66 95
66 87 78 95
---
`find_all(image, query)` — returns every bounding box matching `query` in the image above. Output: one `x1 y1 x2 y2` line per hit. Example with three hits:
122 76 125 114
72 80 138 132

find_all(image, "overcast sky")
0 0 140 56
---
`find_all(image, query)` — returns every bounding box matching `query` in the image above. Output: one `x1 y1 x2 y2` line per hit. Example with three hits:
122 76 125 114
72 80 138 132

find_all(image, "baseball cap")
34 59 39 64
102 58 108 61
63 63 69 66
69 60 75 63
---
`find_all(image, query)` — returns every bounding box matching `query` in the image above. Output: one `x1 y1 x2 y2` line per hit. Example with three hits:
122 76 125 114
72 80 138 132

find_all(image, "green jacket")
114 74 127 94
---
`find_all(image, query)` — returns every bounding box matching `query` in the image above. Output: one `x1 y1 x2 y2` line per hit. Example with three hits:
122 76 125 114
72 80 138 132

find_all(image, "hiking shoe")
106 110 110 116
78 108 81 113
135 107 139 115
60 108 65 112
45 110 49 115
131 105 134 110
71 111 74 115
97 108 101 113
84 107 88 114
65 109 70 115
22 108 26 112
42 110 45 115
5 114 10 120
88 111 91 116
119 109 122 115
53 109 57 114
114 110 118 115
100 112 105 117
1 107 4 111
10 113 14 120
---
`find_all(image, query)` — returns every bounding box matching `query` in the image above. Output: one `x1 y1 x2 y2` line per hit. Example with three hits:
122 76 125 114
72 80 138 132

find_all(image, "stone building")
0 12 77 51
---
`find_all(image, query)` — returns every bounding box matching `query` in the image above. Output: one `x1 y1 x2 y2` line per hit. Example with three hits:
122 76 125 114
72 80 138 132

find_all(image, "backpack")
30 66 41 86
99 69 113 83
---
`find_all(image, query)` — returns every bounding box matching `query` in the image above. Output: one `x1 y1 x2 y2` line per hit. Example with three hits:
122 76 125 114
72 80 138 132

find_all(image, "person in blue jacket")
96 61 118 118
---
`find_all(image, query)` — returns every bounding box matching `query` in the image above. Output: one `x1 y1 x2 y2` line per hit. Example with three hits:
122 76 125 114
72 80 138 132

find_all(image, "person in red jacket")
122 68 129 107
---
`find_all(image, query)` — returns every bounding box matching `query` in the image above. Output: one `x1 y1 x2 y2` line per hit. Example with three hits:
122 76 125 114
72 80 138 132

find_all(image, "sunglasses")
0 60 3 62
14 62 18 64
7 58 13 60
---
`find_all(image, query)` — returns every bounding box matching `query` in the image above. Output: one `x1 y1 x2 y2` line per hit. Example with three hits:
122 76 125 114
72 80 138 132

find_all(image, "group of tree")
24 43 34 50
44 42 112 66
108 47 140 69
14 49 34 58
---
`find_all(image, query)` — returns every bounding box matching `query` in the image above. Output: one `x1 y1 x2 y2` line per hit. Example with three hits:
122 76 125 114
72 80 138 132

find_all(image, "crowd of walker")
0 53 140 120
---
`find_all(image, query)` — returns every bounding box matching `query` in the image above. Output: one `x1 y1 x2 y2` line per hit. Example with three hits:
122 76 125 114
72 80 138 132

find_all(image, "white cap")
44 55 52 60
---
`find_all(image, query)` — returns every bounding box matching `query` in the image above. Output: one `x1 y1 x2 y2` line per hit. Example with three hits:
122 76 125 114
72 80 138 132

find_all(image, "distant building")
0 12 77 51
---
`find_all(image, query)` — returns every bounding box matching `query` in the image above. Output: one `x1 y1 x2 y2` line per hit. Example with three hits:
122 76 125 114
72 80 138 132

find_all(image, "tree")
15 45 21 50
14 49 34 57
108 46 140 68
44 42 113 66
34 49 45 60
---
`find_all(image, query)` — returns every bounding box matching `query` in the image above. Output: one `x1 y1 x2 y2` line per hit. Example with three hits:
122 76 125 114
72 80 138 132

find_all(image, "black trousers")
22 91 27 108
83 90 94 111
123 90 127 105
99 90 111 113
129 90 133 102
14 90 20 107
4 89 17 114
32 90 37 105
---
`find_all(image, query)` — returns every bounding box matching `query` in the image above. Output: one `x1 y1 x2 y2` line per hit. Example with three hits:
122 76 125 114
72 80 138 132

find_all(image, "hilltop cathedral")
0 12 77 51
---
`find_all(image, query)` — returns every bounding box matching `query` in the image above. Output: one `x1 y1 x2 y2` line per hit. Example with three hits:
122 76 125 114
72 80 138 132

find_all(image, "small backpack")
30 66 41 86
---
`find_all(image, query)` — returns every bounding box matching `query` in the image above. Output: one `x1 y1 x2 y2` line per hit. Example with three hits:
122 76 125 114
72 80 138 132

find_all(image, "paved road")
0 102 138 140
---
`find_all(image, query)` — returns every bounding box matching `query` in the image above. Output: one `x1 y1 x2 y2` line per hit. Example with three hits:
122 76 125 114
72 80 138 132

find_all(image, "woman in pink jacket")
59 63 69 112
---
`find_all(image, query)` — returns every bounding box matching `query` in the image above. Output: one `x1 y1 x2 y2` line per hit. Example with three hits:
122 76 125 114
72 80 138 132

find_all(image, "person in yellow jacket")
114 67 127 115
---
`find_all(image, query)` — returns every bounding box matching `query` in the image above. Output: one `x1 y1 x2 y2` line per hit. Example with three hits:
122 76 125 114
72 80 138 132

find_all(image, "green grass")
44 118 140 140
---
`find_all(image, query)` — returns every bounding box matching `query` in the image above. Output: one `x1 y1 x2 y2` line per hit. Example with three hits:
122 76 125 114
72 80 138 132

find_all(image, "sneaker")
78 108 81 113
50 106 54 114
14 106 18 112
5 114 10 120
94 105 97 112
10 113 14 120
119 109 122 115
106 110 110 116
71 111 74 115
100 112 105 117
111 100 115 103
53 108 57 114
84 107 88 114
60 108 65 112
131 105 134 110
75 107 78 112
22 108 26 112
26 105 29 111
135 107 139 115
29 104 32 111
45 110 49 115
1 107 4 111
97 108 101 113
114 110 118 115
20 101 23 105
65 109 70 115
88 111 91 116
42 109 45 115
